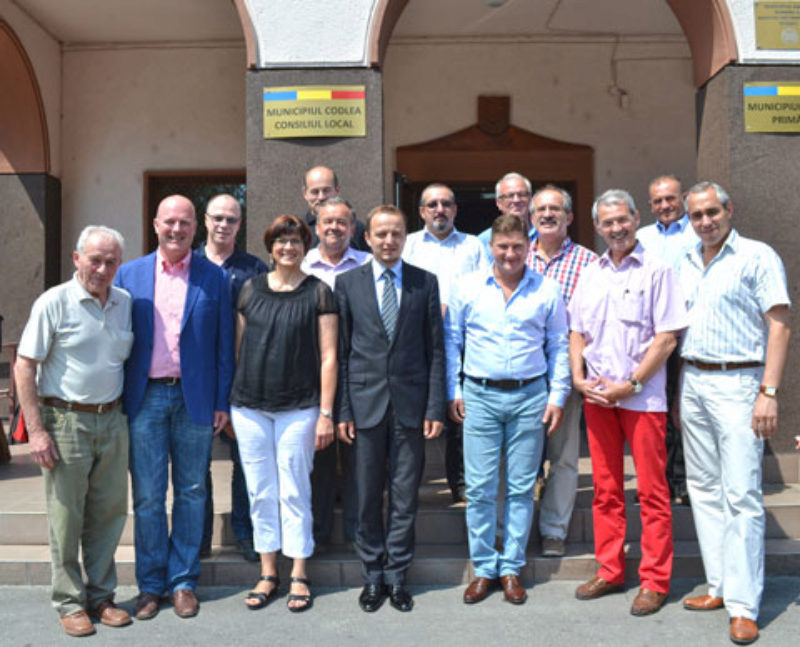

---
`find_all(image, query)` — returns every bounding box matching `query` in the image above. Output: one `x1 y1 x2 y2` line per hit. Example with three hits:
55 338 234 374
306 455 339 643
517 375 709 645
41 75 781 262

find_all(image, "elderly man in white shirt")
403 183 489 501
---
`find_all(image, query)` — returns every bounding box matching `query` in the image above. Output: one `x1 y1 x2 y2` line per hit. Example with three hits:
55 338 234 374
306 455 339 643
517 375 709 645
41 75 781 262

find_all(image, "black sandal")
245 575 280 610
287 576 313 613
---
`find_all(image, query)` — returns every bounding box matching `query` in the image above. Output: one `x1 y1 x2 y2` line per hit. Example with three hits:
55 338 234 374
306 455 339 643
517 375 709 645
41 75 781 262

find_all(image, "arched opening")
378 0 729 246
0 20 49 173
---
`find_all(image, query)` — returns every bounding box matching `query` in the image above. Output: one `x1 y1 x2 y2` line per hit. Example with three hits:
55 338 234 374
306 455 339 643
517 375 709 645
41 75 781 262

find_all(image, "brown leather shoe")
463 577 498 604
60 610 96 637
499 574 527 605
683 594 724 611
91 599 132 627
730 617 759 644
134 592 161 621
575 576 624 600
172 589 199 618
630 588 668 616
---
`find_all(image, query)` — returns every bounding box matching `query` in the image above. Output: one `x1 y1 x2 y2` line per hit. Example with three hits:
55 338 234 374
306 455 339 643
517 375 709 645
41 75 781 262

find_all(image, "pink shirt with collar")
568 242 687 412
149 249 191 378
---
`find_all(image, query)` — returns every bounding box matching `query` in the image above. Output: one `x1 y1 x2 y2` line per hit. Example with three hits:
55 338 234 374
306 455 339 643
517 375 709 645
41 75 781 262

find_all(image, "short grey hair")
591 189 637 223
532 184 573 214
75 225 125 255
495 172 532 199
684 181 731 212
318 196 355 221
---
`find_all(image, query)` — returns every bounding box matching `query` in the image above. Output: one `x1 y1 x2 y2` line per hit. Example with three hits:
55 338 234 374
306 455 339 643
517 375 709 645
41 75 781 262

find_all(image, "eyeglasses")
207 214 240 225
424 200 455 209
274 237 304 247
498 192 531 201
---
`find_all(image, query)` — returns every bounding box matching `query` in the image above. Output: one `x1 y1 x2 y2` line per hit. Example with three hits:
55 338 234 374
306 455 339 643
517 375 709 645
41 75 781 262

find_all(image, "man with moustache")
638 175 698 505
477 172 537 259
335 205 445 613
196 194 267 562
569 190 686 616
115 195 234 621
526 185 597 558
16 226 133 637
403 183 488 502
301 197 370 550
302 165 369 251
678 182 790 645
446 214 570 606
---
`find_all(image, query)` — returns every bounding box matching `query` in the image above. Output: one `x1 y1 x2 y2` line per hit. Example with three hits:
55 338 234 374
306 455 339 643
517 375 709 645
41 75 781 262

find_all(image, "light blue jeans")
463 376 547 578
129 381 213 595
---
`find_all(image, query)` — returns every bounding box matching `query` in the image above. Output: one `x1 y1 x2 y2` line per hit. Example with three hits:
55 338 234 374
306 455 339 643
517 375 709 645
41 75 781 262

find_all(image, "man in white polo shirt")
16 226 133 637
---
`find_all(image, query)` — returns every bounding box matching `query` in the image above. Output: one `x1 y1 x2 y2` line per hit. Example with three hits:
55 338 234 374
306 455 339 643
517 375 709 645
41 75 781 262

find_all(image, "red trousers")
584 403 673 593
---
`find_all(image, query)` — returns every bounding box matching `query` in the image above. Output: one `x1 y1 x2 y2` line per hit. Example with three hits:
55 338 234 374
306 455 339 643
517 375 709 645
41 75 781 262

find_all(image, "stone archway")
368 0 738 87
0 20 49 173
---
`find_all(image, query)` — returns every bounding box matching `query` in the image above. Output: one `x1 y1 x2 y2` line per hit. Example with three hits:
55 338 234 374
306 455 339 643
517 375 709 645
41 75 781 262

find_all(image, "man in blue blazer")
115 195 233 621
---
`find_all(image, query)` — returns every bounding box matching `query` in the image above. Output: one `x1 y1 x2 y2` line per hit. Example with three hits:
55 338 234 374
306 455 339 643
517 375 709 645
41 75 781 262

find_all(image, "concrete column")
0 173 60 340
245 67 384 253
697 64 800 453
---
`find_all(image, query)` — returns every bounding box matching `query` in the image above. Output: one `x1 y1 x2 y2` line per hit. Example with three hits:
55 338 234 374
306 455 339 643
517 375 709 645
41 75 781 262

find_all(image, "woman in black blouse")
230 215 337 612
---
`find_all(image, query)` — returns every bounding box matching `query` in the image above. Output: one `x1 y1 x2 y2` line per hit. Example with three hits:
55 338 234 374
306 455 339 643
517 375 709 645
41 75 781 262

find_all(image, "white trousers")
538 390 582 540
680 364 765 621
231 405 317 559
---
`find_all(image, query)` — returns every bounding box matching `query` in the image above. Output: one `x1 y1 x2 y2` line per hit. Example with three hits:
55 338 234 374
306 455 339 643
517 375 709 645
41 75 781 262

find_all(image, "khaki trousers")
41 404 128 616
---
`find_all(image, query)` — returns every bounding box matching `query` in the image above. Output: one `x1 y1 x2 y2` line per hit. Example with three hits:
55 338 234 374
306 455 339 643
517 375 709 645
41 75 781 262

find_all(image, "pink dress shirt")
568 243 687 412
149 249 191 378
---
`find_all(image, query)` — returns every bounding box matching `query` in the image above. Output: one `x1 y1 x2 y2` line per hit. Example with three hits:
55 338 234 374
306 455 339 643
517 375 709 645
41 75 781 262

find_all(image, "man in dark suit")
114 195 233 621
335 204 446 613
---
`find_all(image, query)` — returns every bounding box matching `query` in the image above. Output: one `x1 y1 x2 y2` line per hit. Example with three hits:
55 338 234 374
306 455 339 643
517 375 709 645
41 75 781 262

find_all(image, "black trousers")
445 419 464 495
311 438 357 544
665 348 688 498
354 407 424 586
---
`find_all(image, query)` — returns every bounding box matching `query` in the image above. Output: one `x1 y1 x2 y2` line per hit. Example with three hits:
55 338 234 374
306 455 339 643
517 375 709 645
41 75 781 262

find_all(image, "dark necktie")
381 269 398 341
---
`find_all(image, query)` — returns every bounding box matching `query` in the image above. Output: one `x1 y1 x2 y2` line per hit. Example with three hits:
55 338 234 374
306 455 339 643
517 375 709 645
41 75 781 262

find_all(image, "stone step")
3 481 799 546
2 539 799 587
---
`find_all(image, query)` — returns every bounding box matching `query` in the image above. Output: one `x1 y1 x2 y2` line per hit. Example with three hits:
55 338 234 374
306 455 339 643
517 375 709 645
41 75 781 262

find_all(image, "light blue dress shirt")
371 258 402 313
445 266 571 407
637 214 698 270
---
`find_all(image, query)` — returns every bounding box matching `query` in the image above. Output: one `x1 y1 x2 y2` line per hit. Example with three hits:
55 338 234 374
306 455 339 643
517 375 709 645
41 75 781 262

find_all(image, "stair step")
2 539 799 587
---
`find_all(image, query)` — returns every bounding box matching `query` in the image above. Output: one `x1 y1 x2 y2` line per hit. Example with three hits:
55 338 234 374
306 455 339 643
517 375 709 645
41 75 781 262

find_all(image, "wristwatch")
759 384 778 398
319 408 333 419
628 377 643 394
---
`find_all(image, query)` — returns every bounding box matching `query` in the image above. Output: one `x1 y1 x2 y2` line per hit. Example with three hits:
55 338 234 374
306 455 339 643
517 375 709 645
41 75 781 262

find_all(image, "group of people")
15 166 790 646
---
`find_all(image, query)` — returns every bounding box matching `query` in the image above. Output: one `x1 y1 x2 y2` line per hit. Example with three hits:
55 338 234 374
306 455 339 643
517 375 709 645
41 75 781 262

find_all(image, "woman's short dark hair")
263 214 312 254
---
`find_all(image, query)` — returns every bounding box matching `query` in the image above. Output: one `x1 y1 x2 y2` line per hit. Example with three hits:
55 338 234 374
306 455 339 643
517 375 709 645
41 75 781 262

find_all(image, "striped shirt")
679 229 790 363
527 237 598 304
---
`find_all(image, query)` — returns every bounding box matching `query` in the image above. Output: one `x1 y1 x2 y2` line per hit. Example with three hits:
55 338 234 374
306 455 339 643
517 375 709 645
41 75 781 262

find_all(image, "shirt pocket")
617 288 645 324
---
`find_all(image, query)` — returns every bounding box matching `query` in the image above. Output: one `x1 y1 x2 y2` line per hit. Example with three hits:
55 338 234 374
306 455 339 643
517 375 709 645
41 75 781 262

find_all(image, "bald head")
303 166 340 216
154 194 197 263
205 194 242 253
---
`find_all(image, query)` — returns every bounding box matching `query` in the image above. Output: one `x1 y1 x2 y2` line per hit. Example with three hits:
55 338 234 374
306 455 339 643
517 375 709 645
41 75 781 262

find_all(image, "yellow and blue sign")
744 82 800 132
263 85 366 139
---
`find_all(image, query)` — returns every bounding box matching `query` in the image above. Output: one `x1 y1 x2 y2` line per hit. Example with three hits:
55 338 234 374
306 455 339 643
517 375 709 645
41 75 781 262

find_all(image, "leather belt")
40 396 122 414
150 376 181 385
465 375 540 391
684 359 763 372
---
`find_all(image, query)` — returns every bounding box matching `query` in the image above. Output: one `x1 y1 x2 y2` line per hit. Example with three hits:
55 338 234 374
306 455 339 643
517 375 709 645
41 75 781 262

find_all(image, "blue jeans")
463 376 547 578
129 382 213 594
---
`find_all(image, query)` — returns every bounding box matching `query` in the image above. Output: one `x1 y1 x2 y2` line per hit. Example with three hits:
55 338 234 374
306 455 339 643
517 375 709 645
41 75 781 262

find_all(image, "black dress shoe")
358 583 386 613
388 584 414 612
